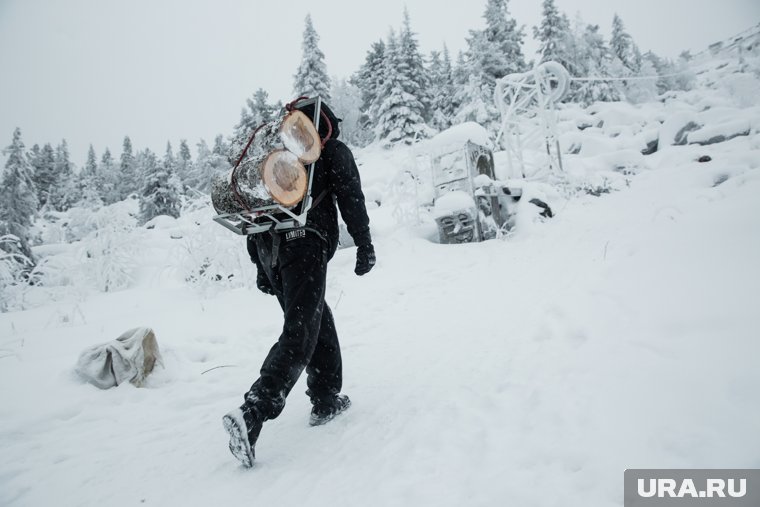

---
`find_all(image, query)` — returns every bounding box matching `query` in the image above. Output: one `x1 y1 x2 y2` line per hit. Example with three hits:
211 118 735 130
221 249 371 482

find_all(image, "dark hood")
295 99 342 141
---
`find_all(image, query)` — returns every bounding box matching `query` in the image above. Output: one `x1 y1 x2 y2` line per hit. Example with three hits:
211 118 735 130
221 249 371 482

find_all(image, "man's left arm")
328 141 376 276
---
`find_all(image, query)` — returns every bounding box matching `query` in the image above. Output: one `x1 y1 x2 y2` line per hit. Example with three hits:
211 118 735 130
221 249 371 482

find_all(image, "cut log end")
261 150 308 207
281 110 322 164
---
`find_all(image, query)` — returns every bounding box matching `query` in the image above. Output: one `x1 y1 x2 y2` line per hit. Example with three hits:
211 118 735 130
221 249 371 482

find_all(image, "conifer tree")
353 40 386 113
138 147 181 223
330 78 366 146
569 23 622 104
99 148 120 204
398 8 430 119
213 134 230 161
533 0 573 68
30 143 57 208
457 0 526 129
428 46 457 131
176 139 193 189
373 30 427 144
77 144 103 208
470 0 526 85
0 128 38 261
610 14 641 73
293 14 331 101
189 140 213 194
235 88 277 137
49 140 77 211
80 145 98 185
119 136 139 199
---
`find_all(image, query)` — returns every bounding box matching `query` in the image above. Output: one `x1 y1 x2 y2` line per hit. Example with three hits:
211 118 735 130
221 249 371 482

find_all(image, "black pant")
244 230 342 420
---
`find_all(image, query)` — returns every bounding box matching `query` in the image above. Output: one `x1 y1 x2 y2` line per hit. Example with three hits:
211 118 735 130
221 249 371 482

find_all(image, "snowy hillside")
2 35 760 507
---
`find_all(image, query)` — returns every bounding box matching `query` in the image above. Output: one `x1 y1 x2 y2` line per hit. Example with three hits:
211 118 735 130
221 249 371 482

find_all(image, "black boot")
309 394 351 427
222 404 263 467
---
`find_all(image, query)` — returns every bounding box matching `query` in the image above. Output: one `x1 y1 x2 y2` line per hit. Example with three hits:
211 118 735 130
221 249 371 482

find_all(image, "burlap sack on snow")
75 327 162 389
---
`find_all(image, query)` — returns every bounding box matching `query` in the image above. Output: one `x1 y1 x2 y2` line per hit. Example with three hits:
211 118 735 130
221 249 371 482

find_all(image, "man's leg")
305 304 342 402
245 236 328 420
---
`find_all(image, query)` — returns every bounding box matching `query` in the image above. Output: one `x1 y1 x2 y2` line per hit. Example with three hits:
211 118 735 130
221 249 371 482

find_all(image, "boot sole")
223 410 254 468
309 398 351 427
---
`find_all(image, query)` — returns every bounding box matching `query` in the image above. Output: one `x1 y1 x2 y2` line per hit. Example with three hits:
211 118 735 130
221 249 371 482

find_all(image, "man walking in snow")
223 100 376 468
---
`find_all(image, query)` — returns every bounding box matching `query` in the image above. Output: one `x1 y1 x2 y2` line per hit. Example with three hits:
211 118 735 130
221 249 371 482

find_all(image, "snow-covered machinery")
494 61 570 179
420 123 555 245
429 138 519 244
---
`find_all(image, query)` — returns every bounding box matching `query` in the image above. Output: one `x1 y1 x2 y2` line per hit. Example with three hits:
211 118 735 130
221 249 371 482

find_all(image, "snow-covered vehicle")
425 130 552 244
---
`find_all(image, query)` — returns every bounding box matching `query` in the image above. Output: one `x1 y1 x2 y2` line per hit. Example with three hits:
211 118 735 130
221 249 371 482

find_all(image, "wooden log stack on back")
211 109 322 215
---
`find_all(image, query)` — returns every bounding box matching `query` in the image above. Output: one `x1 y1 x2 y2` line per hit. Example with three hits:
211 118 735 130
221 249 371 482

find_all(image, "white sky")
1 0 758 166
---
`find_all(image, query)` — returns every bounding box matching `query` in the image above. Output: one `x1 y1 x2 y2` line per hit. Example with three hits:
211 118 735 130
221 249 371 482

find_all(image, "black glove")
256 271 275 296
354 244 376 276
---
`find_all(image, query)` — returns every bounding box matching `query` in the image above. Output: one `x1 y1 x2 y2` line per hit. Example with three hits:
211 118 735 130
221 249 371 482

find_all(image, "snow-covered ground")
2 61 760 506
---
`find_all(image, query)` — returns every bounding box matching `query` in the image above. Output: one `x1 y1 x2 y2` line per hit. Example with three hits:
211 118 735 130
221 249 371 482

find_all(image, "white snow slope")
2 84 760 507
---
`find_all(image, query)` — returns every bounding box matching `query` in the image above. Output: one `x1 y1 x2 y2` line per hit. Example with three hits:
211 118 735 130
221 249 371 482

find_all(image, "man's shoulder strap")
310 188 330 209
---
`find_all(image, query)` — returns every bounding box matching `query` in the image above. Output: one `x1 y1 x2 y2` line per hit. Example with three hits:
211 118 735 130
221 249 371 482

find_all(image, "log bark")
211 150 308 214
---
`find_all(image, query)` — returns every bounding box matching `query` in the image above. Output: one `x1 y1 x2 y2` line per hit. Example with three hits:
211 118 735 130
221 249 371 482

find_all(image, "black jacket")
305 138 371 250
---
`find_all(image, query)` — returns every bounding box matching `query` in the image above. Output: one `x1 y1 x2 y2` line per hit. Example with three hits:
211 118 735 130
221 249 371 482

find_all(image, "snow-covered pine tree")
398 8 430 120
642 51 693 95
610 14 641 74
176 139 193 190
453 72 499 127
230 88 280 164
330 78 365 146
352 39 386 138
455 38 500 129
163 142 184 205
533 0 572 66
0 128 38 262
353 40 386 113
190 140 214 194
457 0 526 129
428 45 457 131
440 46 457 125
99 148 121 204
138 146 181 223
428 50 444 127
293 14 331 101
187 135 229 195
235 89 277 138
119 136 139 199
474 0 526 84
49 140 78 211
213 135 229 160
77 144 103 209
81 144 98 182
569 22 621 105
28 144 41 183
372 30 428 145
30 143 57 208
163 141 176 175
453 50 469 88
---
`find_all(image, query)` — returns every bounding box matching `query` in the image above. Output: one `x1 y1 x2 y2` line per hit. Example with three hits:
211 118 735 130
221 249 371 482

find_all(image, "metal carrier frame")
212 96 323 236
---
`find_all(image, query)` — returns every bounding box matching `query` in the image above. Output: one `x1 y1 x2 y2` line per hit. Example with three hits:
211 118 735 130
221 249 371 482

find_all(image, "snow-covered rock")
687 118 752 145
144 214 178 230
659 110 702 146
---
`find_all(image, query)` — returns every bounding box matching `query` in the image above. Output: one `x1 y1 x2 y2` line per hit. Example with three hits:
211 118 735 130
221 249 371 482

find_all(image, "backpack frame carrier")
212 96 325 236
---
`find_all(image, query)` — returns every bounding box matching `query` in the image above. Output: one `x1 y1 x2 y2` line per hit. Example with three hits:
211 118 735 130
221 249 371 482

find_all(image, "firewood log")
212 110 320 214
